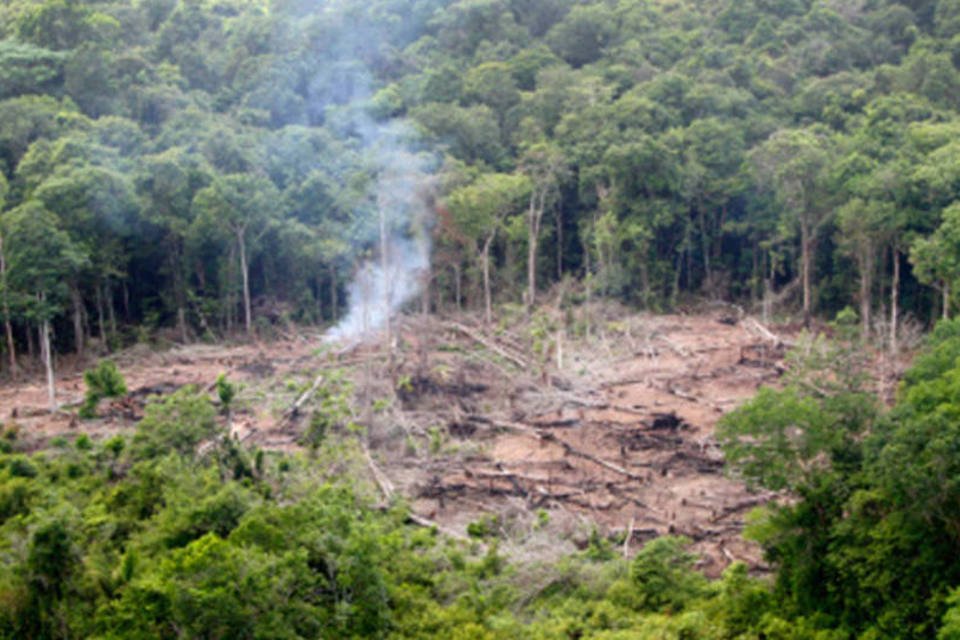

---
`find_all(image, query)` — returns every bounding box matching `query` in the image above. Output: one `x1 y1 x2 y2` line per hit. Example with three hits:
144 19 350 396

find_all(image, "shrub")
79 361 127 419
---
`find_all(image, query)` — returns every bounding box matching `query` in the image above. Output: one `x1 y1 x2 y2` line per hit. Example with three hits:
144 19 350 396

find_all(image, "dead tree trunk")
890 247 900 354
858 245 874 337
0 234 17 377
944 280 951 320
107 281 117 341
71 284 84 356
801 219 812 328
95 283 106 346
236 225 252 337
379 207 391 350
39 303 55 412
527 189 546 310
328 263 339 323
482 233 494 326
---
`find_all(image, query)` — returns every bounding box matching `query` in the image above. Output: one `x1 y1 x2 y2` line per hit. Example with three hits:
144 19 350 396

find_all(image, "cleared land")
0 308 812 574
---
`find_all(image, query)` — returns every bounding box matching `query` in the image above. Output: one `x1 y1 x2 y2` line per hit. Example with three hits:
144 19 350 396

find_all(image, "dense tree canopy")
2 0 960 362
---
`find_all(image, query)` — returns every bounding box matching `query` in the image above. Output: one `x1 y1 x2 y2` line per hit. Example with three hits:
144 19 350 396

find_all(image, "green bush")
79 361 127 419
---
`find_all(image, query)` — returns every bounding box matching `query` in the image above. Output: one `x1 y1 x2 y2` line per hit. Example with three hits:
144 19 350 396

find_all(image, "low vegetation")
0 321 959 637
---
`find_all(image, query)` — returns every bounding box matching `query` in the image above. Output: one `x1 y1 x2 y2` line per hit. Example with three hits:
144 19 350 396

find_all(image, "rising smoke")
323 123 434 343
268 2 439 343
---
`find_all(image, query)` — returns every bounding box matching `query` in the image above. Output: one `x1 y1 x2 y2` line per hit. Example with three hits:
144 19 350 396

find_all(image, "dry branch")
363 442 395 500
538 432 645 481
743 317 790 348
623 517 635 558
445 321 528 369
279 373 324 427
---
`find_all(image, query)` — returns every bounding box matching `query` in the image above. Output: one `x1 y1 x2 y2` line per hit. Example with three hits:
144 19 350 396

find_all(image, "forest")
5 0 960 637
5 0 960 360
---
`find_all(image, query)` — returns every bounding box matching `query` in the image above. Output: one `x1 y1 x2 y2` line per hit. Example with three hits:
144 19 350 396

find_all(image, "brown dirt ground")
0 311 808 575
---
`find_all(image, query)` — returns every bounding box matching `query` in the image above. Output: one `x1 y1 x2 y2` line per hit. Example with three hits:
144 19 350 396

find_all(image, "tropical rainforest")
5 0 960 637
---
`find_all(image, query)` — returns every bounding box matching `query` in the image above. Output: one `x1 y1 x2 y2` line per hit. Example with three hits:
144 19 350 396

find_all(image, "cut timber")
445 321 528 369
623 517 635 558
280 373 324 427
407 513 469 540
363 442 395 500
539 432 645 481
743 317 790 348
709 496 774 523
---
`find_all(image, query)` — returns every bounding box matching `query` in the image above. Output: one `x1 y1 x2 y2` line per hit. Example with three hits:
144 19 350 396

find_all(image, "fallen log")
623 518 635 558
362 442 395 500
407 513 469 541
445 321 528 369
279 373 324 428
743 316 791 348
710 496 774 522
539 432 645 481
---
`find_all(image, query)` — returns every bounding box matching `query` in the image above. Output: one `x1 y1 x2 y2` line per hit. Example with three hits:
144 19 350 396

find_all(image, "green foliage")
132 386 219 459
79 360 127 419
630 537 707 613
214 373 236 413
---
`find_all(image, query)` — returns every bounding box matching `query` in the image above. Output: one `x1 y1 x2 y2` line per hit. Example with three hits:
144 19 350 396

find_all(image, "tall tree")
445 172 531 324
751 129 832 327
519 142 567 309
192 174 281 337
2 201 85 411
0 172 14 376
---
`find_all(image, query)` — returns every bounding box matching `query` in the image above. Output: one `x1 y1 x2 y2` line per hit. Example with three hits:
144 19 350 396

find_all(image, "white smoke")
323 235 429 342
323 123 434 343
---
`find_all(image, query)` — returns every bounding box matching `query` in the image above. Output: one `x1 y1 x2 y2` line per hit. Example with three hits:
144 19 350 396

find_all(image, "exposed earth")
0 308 812 575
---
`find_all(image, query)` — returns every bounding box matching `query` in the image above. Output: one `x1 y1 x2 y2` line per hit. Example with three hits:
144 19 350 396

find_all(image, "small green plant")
215 374 237 414
467 514 501 539
103 435 125 459
75 434 93 450
535 509 550 530
79 360 127 419
428 426 443 454
395 374 413 393
302 410 330 449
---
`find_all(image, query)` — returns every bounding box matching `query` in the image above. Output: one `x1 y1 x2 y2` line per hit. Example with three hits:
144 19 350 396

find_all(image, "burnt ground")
0 308 854 575
382 311 793 574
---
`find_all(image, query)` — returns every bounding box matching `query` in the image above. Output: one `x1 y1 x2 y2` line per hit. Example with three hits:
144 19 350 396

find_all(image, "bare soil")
0 310 802 575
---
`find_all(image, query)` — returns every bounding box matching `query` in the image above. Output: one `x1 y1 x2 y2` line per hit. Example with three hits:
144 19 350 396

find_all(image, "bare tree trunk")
39 312 55 413
482 235 494 326
555 206 563 280
945 281 951 320
859 249 873 337
379 207 391 349
329 264 338 321
95 283 106 346
890 247 899 354
236 226 252 337
71 285 84 356
527 191 546 310
762 251 772 324
454 264 462 312
801 221 812 328
421 265 430 316
26 323 34 360
0 234 17 377
107 282 117 338
314 274 323 323
699 206 712 290
640 252 650 310
225 242 236 333
177 307 188 343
